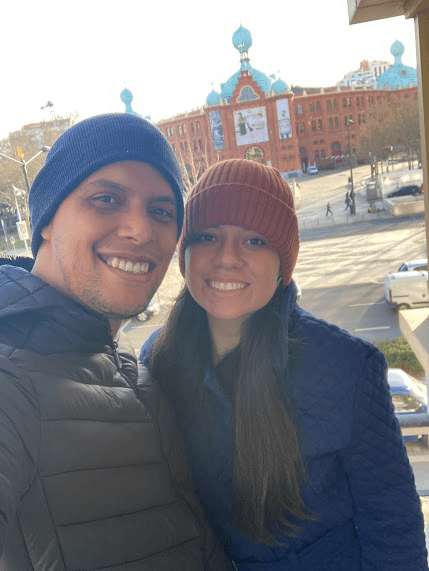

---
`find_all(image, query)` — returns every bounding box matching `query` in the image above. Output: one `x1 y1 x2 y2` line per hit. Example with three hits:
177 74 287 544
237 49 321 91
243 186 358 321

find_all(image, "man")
0 114 230 570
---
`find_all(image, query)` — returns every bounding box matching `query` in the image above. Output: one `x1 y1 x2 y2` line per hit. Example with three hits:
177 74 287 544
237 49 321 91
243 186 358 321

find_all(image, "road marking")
350 302 385 307
355 326 391 332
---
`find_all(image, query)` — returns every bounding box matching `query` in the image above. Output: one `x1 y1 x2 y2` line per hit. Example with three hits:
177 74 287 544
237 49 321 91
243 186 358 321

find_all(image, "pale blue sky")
1 0 417 139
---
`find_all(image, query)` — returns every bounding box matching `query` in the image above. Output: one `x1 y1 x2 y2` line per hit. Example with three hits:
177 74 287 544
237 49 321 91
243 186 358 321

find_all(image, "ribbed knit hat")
29 113 184 256
179 159 299 286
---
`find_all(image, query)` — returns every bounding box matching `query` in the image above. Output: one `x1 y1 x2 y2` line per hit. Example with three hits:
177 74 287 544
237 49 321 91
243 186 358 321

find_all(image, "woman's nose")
215 240 242 267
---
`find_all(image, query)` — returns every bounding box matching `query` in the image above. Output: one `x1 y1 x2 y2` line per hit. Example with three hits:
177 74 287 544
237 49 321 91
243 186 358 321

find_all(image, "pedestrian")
345 195 351 211
326 201 333 216
0 114 230 570
141 159 427 570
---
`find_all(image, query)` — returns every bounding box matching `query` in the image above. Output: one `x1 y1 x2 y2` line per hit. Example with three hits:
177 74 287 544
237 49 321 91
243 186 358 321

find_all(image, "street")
299 283 400 343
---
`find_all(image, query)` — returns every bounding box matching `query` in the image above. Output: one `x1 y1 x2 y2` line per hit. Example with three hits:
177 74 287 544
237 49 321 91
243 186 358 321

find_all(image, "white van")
384 270 429 311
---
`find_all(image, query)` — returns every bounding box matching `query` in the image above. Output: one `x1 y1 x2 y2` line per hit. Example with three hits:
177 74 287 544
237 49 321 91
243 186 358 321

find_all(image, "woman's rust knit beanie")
179 159 299 286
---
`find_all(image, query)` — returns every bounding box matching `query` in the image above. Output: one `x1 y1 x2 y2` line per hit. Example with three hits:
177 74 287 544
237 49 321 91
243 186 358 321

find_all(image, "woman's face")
185 225 280 331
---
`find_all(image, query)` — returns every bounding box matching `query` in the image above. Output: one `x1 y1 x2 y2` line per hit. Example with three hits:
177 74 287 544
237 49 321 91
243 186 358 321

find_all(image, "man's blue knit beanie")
29 113 184 256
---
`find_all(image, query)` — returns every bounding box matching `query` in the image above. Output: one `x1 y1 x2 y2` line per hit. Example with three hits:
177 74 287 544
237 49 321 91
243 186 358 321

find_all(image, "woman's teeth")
208 281 247 291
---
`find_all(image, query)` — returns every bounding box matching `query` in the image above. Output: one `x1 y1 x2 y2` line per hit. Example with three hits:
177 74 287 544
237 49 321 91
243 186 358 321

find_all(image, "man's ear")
40 222 52 241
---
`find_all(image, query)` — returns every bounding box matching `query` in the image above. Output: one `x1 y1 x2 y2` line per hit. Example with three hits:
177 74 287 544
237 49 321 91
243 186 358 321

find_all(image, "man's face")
34 161 178 329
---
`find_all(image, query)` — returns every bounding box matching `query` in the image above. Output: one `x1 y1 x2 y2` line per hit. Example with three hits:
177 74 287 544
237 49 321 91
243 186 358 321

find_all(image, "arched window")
237 86 259 102
299 122 305 134
183 124 187 134
321 149 326 158
329 118 333 129
170 126 174 135
299 146 308 157
199 139 204 150
310 103 314 113
191 123 195 133
196 122 201 132
334 117 339 129
178 125 182 135
317 120 322 131
316 101 321 112
311 120 317 131
343 98 347 108
356 98 360 106
332 141 341 153
347 98 351 107
315 150 319 160
193 140 198 151
327 100 332 111
358 114 361 125
297 104 303 114
333 99 337 109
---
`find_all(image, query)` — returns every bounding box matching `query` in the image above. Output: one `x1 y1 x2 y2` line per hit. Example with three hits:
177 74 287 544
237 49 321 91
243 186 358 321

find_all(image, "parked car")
307 165 319 175
135 299 160 322
397 258 428 272
387 185 422 198
387 368 428 442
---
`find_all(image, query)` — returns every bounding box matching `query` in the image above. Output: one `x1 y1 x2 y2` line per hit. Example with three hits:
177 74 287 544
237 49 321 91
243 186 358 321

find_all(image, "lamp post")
346 119 356 215
0 146 50 252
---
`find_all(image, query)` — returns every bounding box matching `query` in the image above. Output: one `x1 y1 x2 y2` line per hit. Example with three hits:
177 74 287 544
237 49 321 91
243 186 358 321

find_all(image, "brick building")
148 26 417 184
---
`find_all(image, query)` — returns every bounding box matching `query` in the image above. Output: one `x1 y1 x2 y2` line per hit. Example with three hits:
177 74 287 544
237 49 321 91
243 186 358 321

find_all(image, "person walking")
326 201 333 216
141 159 428 570
0 114 230 570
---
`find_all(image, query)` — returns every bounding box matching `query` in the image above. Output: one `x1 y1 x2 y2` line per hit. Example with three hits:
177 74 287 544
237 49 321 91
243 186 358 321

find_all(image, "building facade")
147 26 418 183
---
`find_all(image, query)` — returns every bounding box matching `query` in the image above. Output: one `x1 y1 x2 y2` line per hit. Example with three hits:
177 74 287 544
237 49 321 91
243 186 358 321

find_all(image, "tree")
357 94 420 174
175 132 220 195
0 114 77 242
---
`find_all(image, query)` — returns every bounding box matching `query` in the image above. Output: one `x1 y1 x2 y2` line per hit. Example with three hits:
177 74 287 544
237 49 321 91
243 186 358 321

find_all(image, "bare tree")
175 132 220 195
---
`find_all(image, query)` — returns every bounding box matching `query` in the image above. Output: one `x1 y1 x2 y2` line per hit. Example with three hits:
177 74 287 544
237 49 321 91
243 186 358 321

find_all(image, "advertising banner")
233 106 269 146
276 99 292 139
209 110 225 150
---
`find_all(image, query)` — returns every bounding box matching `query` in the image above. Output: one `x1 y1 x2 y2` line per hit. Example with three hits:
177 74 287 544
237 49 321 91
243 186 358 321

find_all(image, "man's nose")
116 208 153 243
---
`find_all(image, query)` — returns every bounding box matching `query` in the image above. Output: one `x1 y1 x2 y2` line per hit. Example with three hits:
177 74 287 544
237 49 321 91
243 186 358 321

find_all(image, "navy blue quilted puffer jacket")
141 282 428 570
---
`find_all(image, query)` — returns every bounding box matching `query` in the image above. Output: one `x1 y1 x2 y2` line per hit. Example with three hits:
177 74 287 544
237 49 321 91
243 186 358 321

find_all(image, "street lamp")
0 146 50 251
346 119 356 215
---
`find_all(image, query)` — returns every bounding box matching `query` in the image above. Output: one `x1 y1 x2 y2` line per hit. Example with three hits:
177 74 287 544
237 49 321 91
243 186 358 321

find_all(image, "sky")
0 0 417 141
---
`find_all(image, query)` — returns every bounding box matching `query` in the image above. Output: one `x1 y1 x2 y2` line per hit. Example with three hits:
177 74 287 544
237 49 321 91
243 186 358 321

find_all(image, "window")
183 124 187 134
184 142 189 152
310 103 314 113
316 101 321 112
297 104 303 114
299 122 305 134
321 149 326 159
315 150 319 160
199 139 204 150
180 142 184 152
343 98 347 108
347 97 351 107
356 98 360 106
170 126 174 135
237 86 259 102
327 100 332 111
311 120 317 131
333 99 337 110
329 118 333 129
358 114 361 125
191 123 195 133
196 122 201 132
335 117 339 129
193 140 198 151
317 120 322 131
178 125 182 135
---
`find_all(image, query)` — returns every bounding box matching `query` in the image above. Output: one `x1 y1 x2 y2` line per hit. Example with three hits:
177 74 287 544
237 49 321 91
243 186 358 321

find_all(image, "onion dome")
272 77 288 94
376 40 417 89
232 25 252 54
120 87 142 117
206 87 221 106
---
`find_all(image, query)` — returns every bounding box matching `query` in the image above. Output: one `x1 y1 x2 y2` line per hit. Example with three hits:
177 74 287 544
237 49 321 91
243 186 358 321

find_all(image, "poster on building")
209 110 225 150
233 106 269 146
276 99 292 139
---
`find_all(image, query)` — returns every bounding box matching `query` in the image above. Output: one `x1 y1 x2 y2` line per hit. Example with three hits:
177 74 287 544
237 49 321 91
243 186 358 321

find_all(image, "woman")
141 159 427 570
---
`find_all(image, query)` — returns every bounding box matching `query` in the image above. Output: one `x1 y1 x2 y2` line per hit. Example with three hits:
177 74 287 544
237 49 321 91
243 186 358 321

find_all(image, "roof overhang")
348 0 429 24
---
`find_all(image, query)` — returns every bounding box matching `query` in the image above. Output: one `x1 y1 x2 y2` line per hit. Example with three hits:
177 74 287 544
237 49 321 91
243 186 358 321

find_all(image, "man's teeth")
209 281 247 291
105 257 149 274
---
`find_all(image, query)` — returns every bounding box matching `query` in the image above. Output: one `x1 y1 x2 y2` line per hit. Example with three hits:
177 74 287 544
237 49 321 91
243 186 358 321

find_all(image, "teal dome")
232 25 252 54
120 87 142 117
220 60 273 100
207 88 221 106
376 40 417 89
272 77 287 94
